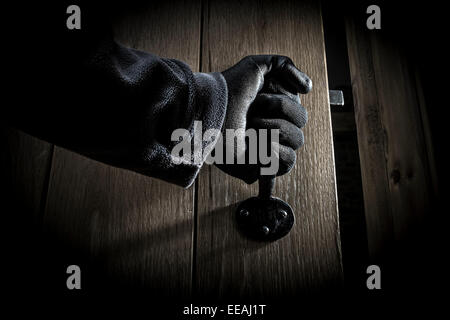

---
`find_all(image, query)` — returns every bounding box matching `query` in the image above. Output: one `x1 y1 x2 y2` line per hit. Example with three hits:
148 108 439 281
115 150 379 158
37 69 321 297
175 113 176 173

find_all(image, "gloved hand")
216 55 311 183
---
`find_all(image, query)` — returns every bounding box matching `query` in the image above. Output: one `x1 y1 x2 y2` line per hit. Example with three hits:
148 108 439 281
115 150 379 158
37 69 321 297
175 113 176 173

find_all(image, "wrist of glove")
216 55 311 184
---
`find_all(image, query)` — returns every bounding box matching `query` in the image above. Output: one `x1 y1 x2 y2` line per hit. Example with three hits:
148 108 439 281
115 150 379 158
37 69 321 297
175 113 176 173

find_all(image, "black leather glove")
216 55 311 184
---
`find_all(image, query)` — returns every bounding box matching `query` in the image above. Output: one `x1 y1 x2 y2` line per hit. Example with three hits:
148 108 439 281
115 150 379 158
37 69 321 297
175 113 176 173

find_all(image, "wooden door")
43 0 201 297
3 0 342 299
196 0 342 299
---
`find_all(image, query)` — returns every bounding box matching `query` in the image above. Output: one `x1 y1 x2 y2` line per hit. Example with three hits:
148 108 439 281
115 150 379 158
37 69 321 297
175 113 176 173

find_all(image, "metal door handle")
235 90 344 241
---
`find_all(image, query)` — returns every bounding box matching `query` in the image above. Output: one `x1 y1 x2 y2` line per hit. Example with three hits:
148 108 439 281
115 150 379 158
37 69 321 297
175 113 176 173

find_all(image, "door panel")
43 0 201 296
196 0 342 298
39 0 341 297
346 17 436 262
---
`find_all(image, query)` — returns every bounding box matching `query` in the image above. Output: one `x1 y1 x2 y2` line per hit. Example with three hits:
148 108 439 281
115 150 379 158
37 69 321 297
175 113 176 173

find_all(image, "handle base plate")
236 196 294 241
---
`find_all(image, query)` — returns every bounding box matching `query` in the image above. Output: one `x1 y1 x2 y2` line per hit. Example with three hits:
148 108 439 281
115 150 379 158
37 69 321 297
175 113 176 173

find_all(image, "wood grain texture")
196 0 342 299
345 19 437 261
43 1 201 296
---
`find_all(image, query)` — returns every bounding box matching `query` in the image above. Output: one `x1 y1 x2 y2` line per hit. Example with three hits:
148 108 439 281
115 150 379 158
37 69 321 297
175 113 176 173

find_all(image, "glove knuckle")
277 146 296 176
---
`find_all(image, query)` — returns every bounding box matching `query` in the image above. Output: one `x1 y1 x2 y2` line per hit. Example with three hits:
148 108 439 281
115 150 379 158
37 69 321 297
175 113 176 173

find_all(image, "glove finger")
249 93 308 129
273 143 297 176
279 62 312 94
249 55 312 94
248 118 305 150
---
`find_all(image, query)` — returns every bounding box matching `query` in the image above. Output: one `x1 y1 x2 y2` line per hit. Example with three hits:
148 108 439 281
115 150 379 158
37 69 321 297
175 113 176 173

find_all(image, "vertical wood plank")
344 21 393 260
345 19 437 262
196 0 342 298
43 1 201 296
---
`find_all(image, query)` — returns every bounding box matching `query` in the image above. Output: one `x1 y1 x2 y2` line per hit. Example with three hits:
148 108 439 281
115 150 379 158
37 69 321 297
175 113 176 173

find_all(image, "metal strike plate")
329 89 344 106
236 196 294 241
